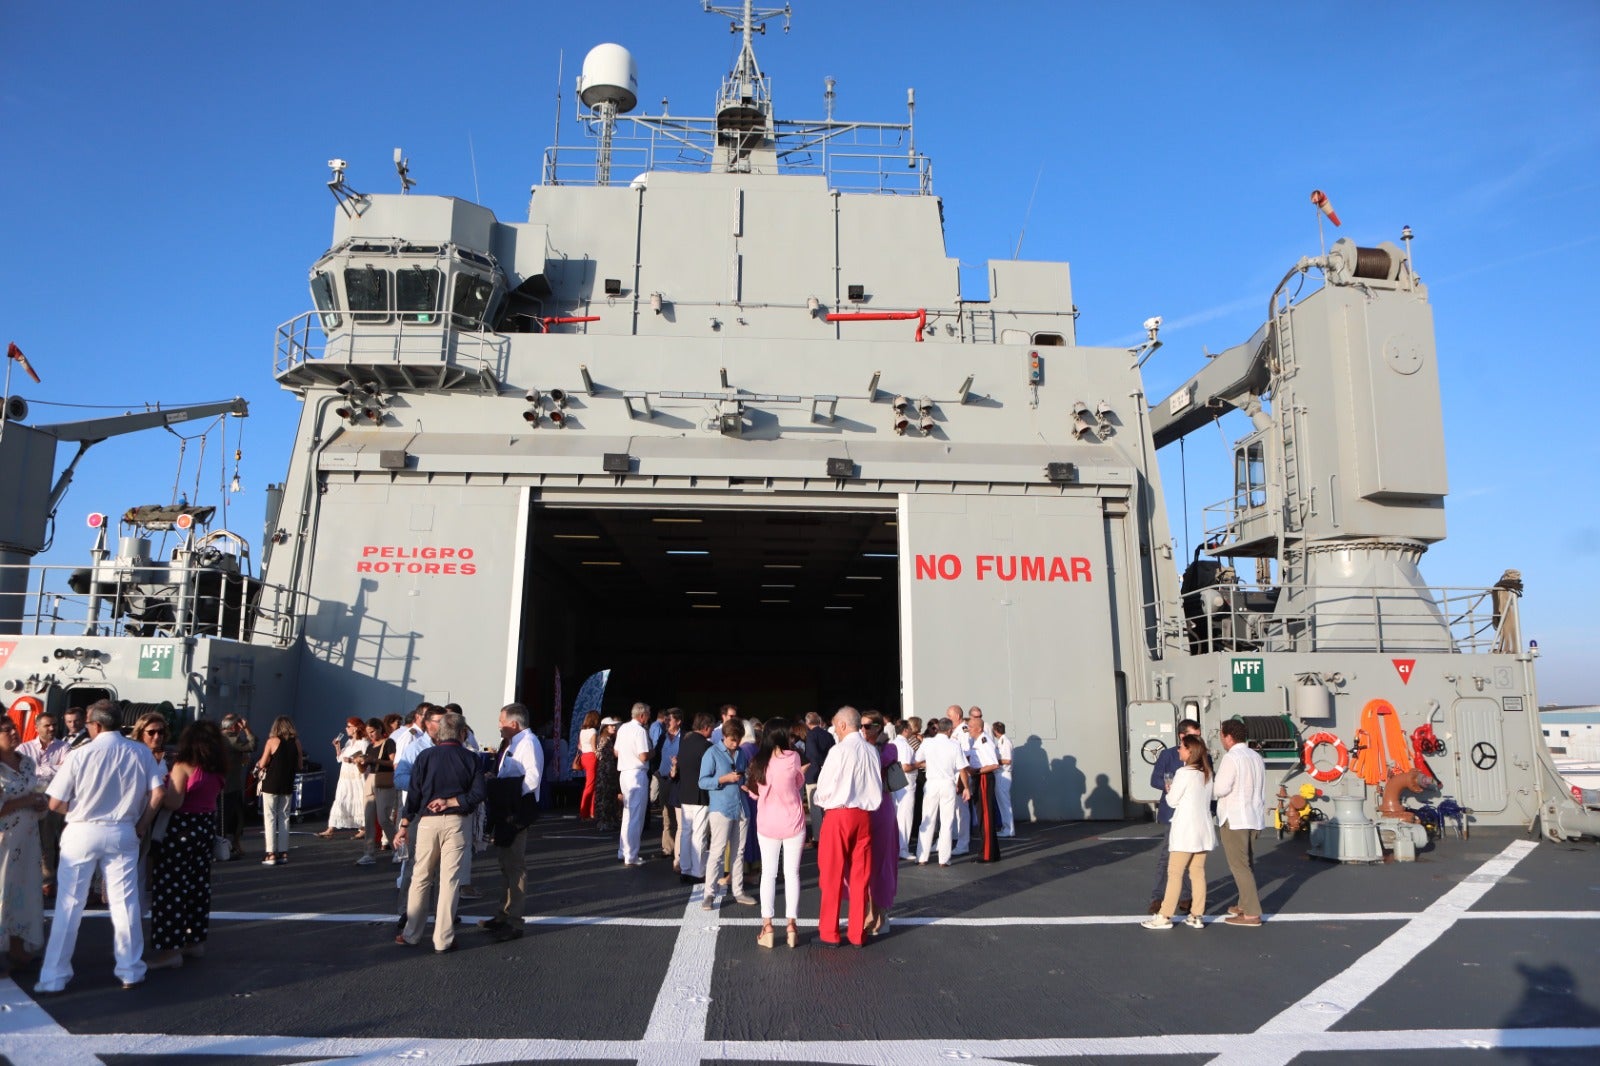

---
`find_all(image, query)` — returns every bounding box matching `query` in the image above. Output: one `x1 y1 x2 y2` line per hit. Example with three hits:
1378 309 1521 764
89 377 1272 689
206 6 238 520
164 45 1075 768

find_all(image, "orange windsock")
1310 189 1341 227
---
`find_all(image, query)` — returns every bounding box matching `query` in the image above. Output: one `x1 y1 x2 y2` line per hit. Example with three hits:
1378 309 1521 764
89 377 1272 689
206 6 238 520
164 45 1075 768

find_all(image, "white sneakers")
1144 914 1205 930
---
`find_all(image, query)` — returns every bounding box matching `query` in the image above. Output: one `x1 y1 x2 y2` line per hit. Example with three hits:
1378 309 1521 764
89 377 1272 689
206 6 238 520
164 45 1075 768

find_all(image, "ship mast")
705 0 790 171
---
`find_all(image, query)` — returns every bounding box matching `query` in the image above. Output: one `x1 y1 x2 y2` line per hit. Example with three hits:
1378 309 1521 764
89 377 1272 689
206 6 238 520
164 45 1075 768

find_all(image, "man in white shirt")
891 721 918 859
614 702 652 865
965 709 1003 862
916 719 965 866
813 706 882 947
482 702 543 942
35 700 166 994
1214 719 1267 927
19 712 69 895
991 721 1015 837
945 705 972 855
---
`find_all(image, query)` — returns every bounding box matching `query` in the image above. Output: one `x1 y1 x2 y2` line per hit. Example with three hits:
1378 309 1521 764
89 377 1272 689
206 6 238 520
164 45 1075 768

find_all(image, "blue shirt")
656 732 680 778
1151 744 1186 824
698 742 749 819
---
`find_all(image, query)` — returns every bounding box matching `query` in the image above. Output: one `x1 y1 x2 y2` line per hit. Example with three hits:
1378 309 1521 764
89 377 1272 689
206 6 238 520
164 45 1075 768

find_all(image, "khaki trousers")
494 827 528 925
1159 850 1207 918
1220 825 1262 917
660 802 680 865
402 816 467 951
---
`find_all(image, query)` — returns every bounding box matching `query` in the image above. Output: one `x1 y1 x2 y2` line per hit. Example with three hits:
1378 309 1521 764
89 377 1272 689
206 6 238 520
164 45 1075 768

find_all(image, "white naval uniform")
37 730 165 992
915 734 964 865
995 732 1015 836
951 728 973 854
615 718 651 863
890 734 916 859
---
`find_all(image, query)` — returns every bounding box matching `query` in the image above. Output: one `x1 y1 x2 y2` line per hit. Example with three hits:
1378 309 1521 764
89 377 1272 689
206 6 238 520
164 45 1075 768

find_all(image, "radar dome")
579 43 638 113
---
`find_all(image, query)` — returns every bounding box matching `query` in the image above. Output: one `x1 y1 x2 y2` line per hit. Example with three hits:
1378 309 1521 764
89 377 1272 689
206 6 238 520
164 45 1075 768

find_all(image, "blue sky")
3 1 1596 703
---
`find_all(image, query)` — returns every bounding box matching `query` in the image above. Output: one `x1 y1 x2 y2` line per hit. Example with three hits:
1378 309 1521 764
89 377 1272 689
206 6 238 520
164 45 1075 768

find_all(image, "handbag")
149 807 173 843
373 738 396 789
882 760 909 794
213 835 232 861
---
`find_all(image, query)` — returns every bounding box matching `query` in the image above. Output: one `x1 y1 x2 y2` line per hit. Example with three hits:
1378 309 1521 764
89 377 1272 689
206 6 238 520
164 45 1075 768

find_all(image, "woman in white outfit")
320 717 370 838
1142 733 1215 930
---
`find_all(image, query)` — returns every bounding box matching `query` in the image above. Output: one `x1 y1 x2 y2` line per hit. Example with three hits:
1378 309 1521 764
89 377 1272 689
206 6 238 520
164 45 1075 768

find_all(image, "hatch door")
1452 698 1507 813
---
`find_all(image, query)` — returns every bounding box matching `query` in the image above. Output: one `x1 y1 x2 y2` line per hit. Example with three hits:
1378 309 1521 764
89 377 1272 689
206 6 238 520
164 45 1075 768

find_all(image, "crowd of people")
0 692 1271 990
569 701 1017 948
0 699 241 991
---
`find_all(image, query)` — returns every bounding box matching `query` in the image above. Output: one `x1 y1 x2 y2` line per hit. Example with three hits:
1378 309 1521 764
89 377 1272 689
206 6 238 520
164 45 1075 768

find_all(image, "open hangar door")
519 500 901 722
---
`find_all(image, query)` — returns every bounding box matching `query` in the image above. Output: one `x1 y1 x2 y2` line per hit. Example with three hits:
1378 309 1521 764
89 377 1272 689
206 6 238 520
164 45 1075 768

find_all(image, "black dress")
595 735 621 830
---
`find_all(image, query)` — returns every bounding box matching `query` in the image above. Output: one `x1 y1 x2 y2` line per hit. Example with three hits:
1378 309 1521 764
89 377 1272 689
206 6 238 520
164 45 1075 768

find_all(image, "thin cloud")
1090 293 1261 349
1429 233 1600 286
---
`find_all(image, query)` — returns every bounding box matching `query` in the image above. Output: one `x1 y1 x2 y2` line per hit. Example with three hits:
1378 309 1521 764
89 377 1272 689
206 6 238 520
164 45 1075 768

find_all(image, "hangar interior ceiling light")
533 509 898 617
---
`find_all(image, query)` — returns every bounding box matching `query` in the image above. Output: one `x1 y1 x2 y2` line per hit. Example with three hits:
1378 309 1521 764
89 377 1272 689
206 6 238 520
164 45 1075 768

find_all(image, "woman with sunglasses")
131 712 171 771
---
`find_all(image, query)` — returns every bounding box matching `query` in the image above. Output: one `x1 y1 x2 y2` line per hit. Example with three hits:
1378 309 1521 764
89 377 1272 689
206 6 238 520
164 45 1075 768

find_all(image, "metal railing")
1146 580 1512 659
0 562 302 646
274 311 508 384
540 118 934 195
1201 492 1274 552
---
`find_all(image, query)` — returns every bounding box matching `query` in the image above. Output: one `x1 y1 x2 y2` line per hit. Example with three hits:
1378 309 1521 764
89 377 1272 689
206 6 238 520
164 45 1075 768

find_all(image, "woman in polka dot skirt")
146 720 228 971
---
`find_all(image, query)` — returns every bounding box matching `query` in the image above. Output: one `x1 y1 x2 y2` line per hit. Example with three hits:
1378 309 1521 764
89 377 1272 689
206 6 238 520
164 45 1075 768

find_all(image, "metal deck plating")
3 820 1597 1066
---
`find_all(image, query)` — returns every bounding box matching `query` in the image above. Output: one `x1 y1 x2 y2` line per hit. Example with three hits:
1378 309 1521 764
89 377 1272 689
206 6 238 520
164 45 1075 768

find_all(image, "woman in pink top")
147 720 228 970
744 717 805 949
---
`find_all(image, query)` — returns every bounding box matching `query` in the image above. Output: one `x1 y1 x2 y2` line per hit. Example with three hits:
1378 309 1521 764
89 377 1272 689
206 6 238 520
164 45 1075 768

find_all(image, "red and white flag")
7 342 40 384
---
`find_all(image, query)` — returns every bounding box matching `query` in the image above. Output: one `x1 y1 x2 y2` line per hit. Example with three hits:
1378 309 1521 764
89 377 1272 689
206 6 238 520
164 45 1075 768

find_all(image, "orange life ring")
1302 731 1349 782
7 695 45 742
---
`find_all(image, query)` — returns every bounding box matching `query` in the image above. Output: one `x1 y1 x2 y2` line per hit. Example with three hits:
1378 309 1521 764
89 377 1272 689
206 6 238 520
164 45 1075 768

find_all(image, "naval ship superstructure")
2 1 1594 846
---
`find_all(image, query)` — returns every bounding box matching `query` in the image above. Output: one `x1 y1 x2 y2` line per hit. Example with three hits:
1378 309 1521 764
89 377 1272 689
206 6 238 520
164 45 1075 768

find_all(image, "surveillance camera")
1143 316 1162 333
328 158 348 172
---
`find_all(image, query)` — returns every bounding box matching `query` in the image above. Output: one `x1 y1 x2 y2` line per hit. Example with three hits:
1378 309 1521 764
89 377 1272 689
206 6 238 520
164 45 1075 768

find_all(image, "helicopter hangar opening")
518 497 902 719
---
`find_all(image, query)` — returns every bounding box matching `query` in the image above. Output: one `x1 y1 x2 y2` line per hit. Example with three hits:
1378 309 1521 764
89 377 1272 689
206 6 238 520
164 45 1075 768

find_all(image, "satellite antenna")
394 148 416 194
579 43 639 186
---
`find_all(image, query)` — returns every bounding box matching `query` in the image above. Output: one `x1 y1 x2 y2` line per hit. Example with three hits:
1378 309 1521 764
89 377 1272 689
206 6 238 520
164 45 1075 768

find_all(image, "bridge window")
345 267 390 324
1032 332 1065 346
1234 440 1267 511
452 273 494 330
397 267 442 325
310 272 342 330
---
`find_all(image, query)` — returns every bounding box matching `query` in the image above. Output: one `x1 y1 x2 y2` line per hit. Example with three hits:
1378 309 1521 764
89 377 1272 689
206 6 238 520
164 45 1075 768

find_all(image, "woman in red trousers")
572 711 600 819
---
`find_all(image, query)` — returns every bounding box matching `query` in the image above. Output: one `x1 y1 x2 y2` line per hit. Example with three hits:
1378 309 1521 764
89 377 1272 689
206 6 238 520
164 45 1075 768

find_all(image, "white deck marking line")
637 889 723 1066
1210 838 1541 1066
0 977 99 1066
1 1025 1599 1064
